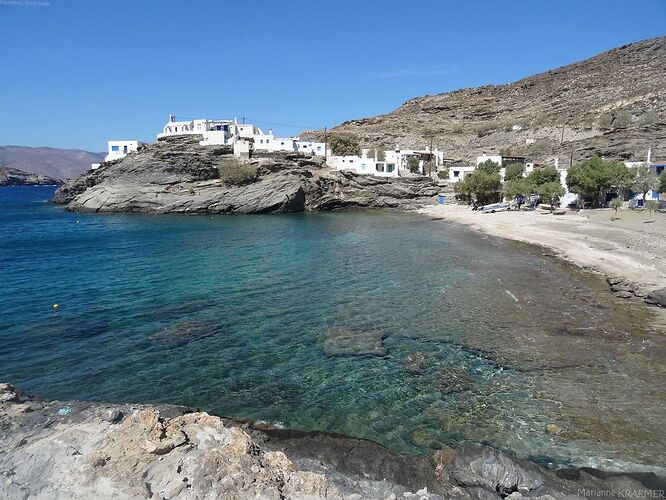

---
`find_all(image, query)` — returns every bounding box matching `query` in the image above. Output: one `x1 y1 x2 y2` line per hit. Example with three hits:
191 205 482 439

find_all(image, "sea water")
1 186 665 473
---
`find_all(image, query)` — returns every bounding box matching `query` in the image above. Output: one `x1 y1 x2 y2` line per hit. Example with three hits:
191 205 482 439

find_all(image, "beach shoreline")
417 203 666 296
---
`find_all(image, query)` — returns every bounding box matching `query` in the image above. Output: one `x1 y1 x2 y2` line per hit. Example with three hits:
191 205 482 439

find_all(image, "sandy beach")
419 204 666 291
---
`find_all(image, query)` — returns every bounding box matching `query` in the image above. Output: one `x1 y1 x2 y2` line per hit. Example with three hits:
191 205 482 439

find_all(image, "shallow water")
1 186 664 473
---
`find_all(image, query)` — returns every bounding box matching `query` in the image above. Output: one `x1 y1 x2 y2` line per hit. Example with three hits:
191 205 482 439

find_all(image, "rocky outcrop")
0 166 62 186
304 37 666 165
52 136 438 213
1 383 664 499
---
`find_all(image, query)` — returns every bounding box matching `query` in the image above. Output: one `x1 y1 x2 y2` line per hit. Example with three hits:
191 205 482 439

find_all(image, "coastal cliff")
2 383 663 499
0 166 62 186
53 136 438 214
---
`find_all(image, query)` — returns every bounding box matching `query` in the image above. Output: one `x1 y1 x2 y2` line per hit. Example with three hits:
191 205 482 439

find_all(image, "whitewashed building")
327 152 399 178
92 140 142 169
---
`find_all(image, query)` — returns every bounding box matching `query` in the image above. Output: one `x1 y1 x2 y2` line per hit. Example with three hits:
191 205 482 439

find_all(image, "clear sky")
1 0 664 152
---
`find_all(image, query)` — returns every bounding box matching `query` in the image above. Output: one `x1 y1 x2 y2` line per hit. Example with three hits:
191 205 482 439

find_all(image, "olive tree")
504 162 525 182
329 133 360 156
632 165 659 203
566 156 633 207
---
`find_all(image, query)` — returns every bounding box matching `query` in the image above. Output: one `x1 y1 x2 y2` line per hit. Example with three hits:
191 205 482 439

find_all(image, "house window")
361 164 366 170
281 142 284 146
376 162 385 172
386 163 395 173
123 145 128 153
111 145 119 151
454 170 460 177
317 146 321 151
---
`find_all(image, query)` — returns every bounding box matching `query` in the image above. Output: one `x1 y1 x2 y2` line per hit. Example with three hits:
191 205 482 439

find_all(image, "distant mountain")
0 166 62 186
305 37 666 165
0 146 104 181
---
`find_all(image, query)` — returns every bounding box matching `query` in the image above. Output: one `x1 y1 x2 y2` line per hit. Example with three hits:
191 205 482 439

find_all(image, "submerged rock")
150 319 222 347
426 366 477 394
403 351 431 374
645 288 666 307
318 326 388 357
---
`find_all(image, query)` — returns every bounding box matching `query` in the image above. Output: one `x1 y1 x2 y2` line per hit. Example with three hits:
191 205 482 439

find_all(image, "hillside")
0 146 104 181
307 37 666 165
0 166 62 186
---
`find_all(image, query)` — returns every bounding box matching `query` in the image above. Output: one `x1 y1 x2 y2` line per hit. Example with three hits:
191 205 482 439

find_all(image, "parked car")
479 203 510 213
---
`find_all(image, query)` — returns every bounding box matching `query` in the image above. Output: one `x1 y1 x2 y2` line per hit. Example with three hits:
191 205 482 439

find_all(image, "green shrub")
639 111 658 127
451 123 464 134
329 133 360 156
504 162 525 182
219 164 258 185
437 170 448 180
407 156 420 173
474 122 498 137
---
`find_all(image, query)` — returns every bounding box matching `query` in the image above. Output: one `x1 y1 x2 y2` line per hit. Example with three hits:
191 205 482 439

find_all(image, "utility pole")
429 135 434 176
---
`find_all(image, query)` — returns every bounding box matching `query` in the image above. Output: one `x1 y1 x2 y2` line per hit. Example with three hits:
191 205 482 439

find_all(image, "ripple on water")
1 187 665 474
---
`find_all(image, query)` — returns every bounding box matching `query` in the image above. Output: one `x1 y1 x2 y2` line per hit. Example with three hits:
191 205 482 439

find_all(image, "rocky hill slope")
306 37 666 165
2 383 663 499
0 145 104 181
0 166 62 186
53 136 438 213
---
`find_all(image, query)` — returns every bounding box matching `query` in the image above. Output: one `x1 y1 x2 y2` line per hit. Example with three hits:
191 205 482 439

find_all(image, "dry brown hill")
306 37 666 165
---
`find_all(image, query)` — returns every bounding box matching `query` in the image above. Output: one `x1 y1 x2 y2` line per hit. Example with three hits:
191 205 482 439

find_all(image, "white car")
479 203 510 213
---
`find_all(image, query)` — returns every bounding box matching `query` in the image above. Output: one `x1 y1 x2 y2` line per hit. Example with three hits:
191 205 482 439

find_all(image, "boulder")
645 288 666 307
440 447 545 496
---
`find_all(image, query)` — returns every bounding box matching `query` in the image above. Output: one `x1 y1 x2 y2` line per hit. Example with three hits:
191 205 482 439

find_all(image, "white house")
327 153 398 178
91 140 142 169
446 165 477 183
158 115 238 144
383 148 445 175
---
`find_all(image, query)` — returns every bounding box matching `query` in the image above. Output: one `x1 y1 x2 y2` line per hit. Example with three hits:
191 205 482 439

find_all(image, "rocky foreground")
1 384 664 499
53 136 438 214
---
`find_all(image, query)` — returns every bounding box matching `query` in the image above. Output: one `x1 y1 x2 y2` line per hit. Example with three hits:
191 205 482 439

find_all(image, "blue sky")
1 0 664 152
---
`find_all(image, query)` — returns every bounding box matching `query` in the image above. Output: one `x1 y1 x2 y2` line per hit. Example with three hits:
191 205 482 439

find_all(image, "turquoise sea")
1 186 665 473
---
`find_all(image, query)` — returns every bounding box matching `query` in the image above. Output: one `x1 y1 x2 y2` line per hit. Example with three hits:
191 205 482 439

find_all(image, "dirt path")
418 204 666 291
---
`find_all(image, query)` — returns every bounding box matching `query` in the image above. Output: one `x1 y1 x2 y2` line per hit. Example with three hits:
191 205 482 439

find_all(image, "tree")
536 181 565 212
407 156 421 173
632 165 659 203
504 162 525 182
456 171 502 205
526 165 559 186
645 200 659 215
566 156 633 207
660 171 666 194
329 133 360 156
504 178 532 200
609 197 623 219
476 159 501 175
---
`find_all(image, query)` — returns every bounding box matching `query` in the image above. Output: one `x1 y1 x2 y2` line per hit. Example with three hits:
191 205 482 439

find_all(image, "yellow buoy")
53 304 59 312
